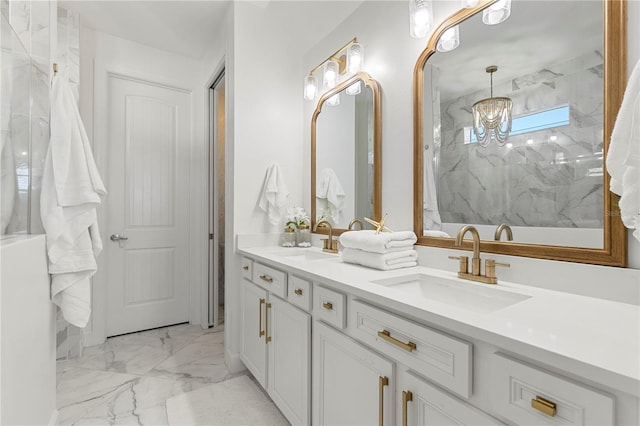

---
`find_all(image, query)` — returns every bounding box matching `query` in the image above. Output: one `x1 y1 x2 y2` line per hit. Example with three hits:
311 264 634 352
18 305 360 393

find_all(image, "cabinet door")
268 296 311 426
240 279 268 387
313 321 394 426
399 371 502 426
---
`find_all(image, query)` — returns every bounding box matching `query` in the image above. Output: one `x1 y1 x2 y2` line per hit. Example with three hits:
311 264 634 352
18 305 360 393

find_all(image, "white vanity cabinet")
237 248 639 426
398 370 501 426
239 260 311 425
313 321 395 426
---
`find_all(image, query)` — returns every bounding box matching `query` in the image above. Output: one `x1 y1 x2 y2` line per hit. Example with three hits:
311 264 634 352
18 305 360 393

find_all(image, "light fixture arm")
308 37 358 76
486 65 497 98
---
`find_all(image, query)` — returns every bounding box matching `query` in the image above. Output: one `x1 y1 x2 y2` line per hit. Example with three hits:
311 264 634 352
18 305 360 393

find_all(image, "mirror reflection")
423 1 604 248
312 73 380 232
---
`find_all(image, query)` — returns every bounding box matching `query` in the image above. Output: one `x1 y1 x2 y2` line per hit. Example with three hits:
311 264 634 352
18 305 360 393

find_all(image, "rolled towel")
341 247 418 271
339 230 417 254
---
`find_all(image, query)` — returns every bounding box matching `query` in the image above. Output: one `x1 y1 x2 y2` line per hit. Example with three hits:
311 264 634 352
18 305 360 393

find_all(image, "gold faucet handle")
485 259 510 279
448 255 469 274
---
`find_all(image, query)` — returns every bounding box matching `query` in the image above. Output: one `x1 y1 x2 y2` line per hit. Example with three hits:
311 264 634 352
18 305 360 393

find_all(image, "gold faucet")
348 219 363 230
313 218 338 253
494 224 513 241
450 225 509 284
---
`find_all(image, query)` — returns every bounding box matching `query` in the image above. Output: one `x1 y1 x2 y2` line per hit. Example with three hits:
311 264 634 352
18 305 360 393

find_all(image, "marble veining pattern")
55 322 252 426
435 50 604 228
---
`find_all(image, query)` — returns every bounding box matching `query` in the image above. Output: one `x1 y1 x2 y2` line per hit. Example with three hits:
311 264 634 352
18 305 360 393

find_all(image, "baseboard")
225 349 246 374
48 409 59 426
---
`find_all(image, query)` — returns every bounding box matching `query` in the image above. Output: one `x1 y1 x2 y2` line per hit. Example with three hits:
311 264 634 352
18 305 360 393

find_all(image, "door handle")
110 234 129 242
378 376 389 426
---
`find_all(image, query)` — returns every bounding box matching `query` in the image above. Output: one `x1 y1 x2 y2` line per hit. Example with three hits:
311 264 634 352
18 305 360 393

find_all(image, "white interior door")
106 74 191 336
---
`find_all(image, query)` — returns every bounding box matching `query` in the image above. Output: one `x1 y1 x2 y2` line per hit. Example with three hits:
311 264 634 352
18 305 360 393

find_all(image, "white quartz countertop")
238 245 640 397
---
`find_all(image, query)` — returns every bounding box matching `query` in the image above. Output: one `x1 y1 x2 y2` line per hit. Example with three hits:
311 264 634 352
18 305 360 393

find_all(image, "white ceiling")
59 0 231 58
429 0 603 102
59 0 365 59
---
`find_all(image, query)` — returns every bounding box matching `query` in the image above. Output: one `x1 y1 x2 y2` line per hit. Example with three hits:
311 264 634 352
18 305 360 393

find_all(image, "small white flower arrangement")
285 207 310 229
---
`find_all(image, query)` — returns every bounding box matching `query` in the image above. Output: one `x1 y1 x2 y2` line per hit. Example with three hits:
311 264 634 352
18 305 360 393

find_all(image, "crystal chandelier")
472 65 512 146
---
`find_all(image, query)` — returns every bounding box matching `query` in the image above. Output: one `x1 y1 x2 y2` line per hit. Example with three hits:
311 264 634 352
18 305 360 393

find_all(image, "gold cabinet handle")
242 265 249 271
294 288 303 296
402 390 413 426
531 395 557 417
377 330 417 352
378 376 389 426
323 301 333 310
265 302 272 343
258 298 265 337
259 274 273 283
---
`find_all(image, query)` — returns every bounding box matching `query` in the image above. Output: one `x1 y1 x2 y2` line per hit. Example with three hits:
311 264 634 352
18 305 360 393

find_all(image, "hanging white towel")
339 230 417 253
316 168 345 224
258 162 289 226
41 74 106 328
607 59 640 241
341 247 418 270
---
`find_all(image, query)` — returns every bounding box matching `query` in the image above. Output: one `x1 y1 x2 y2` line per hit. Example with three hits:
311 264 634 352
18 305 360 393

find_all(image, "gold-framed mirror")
311 72 381 236
413 0 627 266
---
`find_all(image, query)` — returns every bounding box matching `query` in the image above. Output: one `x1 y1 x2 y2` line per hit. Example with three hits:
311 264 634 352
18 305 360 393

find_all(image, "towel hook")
53 63 58 75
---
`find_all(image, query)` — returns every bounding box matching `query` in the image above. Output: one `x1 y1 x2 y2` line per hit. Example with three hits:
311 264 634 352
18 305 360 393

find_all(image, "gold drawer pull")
265 302 272 343
323 301 333 310
377 330 417 352
258 298 265 337
531 396 557 417
259 274 273 283
402 390 413 426
294 288 303 296
243 265 249 271
379 376 389 426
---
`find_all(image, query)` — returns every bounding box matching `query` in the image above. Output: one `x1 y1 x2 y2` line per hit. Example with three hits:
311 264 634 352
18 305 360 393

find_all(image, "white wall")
302 1 640 304
0 236 56 425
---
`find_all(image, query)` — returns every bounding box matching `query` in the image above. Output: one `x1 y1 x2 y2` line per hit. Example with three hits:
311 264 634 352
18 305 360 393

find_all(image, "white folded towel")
342 247 418 270
607 59 640 241
258 162 289 226
423 230 450 238
41 74 106 328
316 168 345 224
339 230 417 253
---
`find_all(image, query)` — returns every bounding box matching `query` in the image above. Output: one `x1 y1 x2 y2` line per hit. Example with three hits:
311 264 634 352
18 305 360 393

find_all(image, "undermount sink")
371 273 531 314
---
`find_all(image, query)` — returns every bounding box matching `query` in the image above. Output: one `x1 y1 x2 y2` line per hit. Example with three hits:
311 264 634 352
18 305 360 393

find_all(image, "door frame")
86 55 207 346
203 60 227 329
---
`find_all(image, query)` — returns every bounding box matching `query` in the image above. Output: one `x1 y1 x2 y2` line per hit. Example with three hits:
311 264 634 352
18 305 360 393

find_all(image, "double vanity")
237 243 639 425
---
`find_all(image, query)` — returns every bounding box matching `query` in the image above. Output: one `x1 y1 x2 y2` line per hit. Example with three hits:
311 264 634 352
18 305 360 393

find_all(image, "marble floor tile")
56 322 233 426
166 375 289 426
148 329 231 384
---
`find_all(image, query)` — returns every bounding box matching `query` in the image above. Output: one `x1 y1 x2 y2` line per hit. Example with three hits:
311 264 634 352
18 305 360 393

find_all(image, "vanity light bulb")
461 0 479 7
409 0 433 38
323 60 339 89
482 0 511 25
346 81 362 96
327 93 341 106
347 43 364 74
303 75 318 100
436 26 460 52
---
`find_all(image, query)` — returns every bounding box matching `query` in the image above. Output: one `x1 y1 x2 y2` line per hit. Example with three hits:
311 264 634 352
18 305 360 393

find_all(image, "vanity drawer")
349 299 472 399
314 286 346 329
240 257 253 280
490 353 614 425
287 275 312 312
252 263 287 298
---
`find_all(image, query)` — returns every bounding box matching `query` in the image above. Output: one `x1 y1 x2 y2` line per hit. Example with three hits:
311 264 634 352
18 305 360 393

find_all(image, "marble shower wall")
1 0 51 234
437 50 604 228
